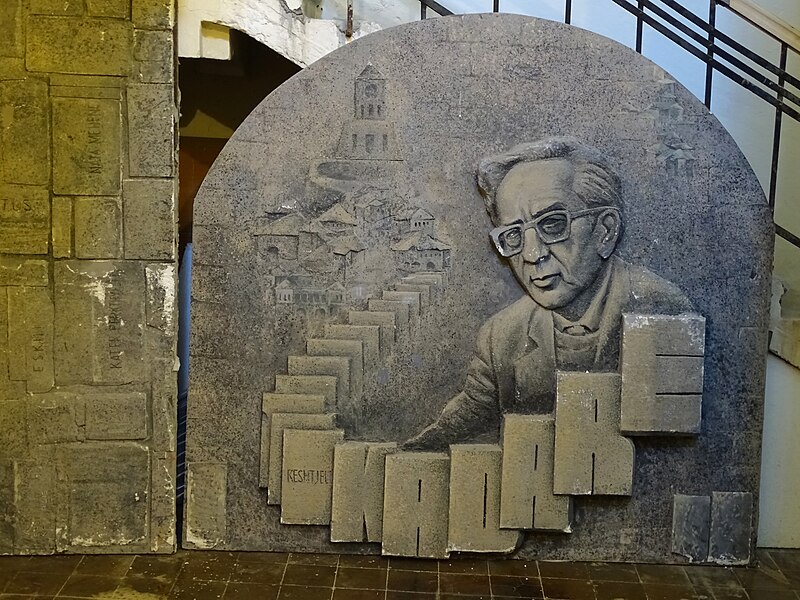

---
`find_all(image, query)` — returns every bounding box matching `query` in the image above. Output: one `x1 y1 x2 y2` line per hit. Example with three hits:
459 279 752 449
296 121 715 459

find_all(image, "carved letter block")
281 428 344 525
553 372 634 496
324 324 380 372
349 310 395 354
287 355 351 414
259 393 326 487
500 415 572 531
267 412 336 505
382 452 450 559
620 314 705 435
448 445 522 553
330 441 397 542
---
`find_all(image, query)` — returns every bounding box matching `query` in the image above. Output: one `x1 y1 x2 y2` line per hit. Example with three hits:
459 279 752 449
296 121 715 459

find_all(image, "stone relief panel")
186 14 772 563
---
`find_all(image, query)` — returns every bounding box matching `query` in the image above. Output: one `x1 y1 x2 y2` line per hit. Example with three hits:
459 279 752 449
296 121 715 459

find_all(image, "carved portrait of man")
406 138 694 450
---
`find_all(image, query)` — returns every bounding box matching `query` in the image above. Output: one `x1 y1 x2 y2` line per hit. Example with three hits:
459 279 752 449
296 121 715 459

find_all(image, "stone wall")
0 0 178 554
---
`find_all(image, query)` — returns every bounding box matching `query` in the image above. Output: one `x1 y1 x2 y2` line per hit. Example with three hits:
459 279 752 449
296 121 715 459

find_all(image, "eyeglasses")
489 207 617 258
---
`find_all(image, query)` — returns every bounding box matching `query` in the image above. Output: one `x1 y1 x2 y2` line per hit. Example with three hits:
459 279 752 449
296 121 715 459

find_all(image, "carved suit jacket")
406 256 694 450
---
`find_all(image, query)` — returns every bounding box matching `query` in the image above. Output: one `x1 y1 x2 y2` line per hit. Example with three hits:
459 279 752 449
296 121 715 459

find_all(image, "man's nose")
522 227 550 264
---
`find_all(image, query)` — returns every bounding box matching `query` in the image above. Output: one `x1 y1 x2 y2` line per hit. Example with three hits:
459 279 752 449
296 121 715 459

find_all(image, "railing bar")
639 0 800 109
636 0 645 53
421 3 427 19
776 224 800 248
565 0 573 25
494 0 500 12
609 0 800 122
418 0 454 16
658 0 800 91
768 43 788 209
718 1 799 52
704 0 716 109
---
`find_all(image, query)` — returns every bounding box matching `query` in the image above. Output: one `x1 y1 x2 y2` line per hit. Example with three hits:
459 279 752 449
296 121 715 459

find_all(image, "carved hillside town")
253 66 452 318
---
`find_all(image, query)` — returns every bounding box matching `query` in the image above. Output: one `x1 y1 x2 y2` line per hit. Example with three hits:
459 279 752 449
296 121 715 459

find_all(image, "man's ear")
596 209 622 259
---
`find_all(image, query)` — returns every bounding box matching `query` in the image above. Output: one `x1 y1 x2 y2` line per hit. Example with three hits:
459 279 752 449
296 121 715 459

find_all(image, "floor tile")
236 552 289 564
642 583 697 600
223 582 279 600
288 553 339 567
684 566 742 590
745 590 799 600
707 586 748 600
438 573 491 596
229 561 285 585
540 577 595 600
178 554 237 582
75 556 134 578
168 578 226 600
57 574 120 597
735 565 793 591
335 566 387 590
439 595 491 600
332 589 383 600
338 554 389 569
126 555 183 579
594 580 646 600
282 564 336 588
278 585 332 600
5 571 70 596
439 558 488 575
588 562 639 583
23 556 82 576
115 574 176 597
0 558 33 572
388 558 438 572
539 561 591 580
386 592 436 600
490 574 543 598
489 560 539 578
636 564 691 586
387 569 438 593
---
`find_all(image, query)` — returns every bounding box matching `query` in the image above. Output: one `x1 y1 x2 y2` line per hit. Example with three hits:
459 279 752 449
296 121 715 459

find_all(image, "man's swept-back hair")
476 137 624 225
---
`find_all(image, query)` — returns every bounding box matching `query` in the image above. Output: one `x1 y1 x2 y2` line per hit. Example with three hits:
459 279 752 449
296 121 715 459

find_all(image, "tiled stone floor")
0 548 798 599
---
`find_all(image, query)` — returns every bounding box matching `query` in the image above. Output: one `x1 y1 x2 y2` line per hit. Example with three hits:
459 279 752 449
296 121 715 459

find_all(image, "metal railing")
419 0 800 250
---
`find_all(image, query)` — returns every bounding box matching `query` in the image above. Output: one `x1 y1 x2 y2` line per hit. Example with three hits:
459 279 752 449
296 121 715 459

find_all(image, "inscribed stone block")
0 462 13 553
87 0 128 18
260 393 326 488
150 359 177 453
0 58 26 81
403 272 444 288
621 314 706 435
54 261 146 385
382 290 422 316
368 299 410 331
53 97 121 196
0 0 23 58
7 287 54 393
274 374 337 408
50 74 125 88
267 412 336 505
52 197 72 258
553 372 634 496
51 86 122 100
382 452 450 559
85 392 148 440
708 492 753 565
0 257 48 286
127 84 175 177
448 444 522 553
27 17 132 76
13 461 56 553
324 324 380 371
330 441 397 542
287 355 351 416
671 494 710 563
132 0 174 29
26 394 83 444
0 79 49 185
123 178 176 260
0 185 50 254
500 414 572 531
28 0 82 15
185 462 227 549
134 29 173 83
349 310 395 353
74 196 122 258
281 428 344 525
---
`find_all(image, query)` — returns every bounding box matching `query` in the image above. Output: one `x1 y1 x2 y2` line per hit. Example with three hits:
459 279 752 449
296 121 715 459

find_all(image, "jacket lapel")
511 306 556 414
